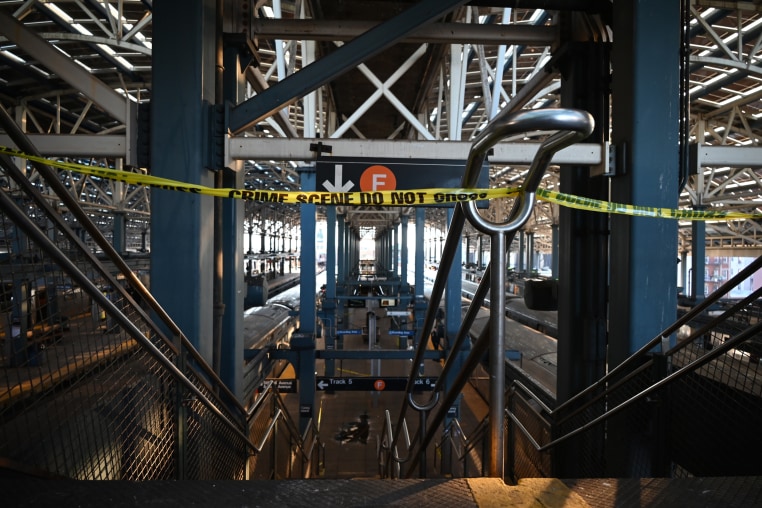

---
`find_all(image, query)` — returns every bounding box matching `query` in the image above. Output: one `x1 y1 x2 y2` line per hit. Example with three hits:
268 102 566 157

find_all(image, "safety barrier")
0 140 253 478
0 106 319 480
247 382 324 479
507 255 762 480
388 107 594 479
433 417 488 478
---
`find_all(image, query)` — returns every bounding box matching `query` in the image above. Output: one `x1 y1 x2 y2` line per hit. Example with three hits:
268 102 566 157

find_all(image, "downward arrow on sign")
322 164 354 192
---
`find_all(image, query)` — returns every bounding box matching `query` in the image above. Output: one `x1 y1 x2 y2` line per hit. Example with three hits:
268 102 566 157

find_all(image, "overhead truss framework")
0 1 760 253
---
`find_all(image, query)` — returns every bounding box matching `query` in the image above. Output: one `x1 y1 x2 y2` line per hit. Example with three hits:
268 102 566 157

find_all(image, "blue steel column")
322 206 337 377
518 231 525 273
444 207 466 469
444 210 462 360
610 3 679 362
555 39 610 478
336 214 346 347
526 231 535 274
295 167 317 433
389 229 395 274
326 207 337 298
608 1 679 476
220 46 245 397
400 215 409 287
112 212 125 254
382 231 386 270
151 0 215 359
691 210 706 300
337 215 346 286
414 209 426 342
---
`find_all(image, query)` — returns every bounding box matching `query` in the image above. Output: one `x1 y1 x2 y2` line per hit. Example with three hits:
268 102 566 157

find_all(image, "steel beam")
0 134 127 157
251 18 557 45
228 0 469 134
229 138 603 166
691 144 762 168
0 10 127 124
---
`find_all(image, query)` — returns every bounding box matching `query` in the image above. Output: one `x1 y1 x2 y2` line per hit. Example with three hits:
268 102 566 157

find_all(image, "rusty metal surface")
564 476 762 508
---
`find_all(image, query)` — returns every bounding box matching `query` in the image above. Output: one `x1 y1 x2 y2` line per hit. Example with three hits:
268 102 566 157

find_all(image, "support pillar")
322 206 337 378
691 209 706 300
400 215 409 288
295 167 317 433
518 231 525 273
414 209 426 343
608 1 679 476
151 0 215 359
555 37 611 478
526 231 535 274
113 212 126 254
220 45 245 397
551 223 559 278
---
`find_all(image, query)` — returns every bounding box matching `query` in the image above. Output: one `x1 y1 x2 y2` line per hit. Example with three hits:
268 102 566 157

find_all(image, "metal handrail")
508 316 762 455
552 254 762 419
379 409 411 478
0 186 256 451
394 108 593 478
436 417 489 477
504 257 762 454
248 385 323 478
0 104 246 418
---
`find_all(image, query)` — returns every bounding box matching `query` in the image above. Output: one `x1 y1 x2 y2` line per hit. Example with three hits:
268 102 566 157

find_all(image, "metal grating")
507 256 762 481
0 154 252 480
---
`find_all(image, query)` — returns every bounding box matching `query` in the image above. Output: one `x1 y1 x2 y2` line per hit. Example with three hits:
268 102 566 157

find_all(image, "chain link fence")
0 150 258 480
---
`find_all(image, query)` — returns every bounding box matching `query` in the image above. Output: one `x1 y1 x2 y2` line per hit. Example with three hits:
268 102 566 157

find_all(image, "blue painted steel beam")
608 1 680 477
151 0 215 358
295 167 317 433
228 0 468 134
444 208 462 343
220 46 245 398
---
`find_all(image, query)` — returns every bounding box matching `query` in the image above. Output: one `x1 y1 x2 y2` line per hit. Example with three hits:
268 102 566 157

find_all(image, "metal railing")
247 382 324 479
388 108 594 478
0 105 320 480
378 409 411 479
434 417 488 478
506 255 762 479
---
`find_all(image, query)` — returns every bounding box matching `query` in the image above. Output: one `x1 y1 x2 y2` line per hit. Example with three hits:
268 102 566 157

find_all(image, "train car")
242 293 301 398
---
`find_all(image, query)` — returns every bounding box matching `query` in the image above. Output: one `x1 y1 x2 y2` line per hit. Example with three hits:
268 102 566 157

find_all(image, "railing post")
175 343 187 480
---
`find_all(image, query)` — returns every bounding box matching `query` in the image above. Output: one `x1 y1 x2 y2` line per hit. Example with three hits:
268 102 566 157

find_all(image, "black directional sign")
316 157 489 206
316 376 437 392
267 378 298 393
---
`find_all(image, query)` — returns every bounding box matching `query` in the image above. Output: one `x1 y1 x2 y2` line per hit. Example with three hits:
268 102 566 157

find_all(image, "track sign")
316 157 489 207
268 378 297 393
316 376 437 391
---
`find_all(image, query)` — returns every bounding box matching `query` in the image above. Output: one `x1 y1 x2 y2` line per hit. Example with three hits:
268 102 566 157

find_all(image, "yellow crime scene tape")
1 145 760 220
